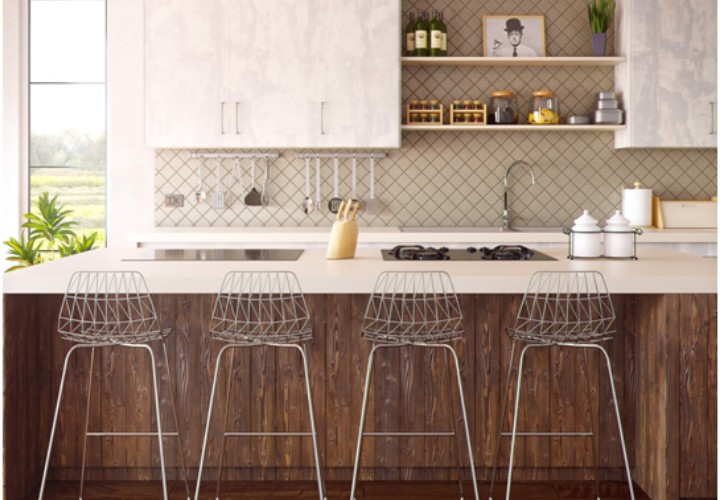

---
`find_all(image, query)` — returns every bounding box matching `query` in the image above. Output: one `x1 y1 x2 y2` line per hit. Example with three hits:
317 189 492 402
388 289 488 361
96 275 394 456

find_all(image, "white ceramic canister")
603 210 635 258
622 181 653 227
571 210 602 258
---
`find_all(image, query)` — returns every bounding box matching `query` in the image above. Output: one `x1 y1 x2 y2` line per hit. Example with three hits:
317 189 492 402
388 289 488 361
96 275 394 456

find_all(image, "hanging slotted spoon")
366 153 379 214
244 155 263 206
328 154 342 213
302 157 313 214
195 156 207 204
212 156 225 209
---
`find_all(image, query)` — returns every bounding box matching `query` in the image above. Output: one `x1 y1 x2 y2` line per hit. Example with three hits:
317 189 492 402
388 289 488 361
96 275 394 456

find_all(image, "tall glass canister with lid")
491 90 518 124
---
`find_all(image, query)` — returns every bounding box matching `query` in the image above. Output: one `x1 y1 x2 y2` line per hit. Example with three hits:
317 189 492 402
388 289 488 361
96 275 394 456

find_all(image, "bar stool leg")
162 342 192 500
505 344 534 500
581 349 601 500
39 344 84 500
489 340 519 500
294 344 327 500
134 344 169 500
595 345 635 500
195 344 234 500
442 349 465 499
214 348 237 500
442 344 479 500
350 343 379 500
79 347 96 500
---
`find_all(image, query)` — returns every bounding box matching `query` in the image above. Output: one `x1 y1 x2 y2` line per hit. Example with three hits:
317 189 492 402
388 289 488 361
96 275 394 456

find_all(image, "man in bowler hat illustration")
492 18 537 56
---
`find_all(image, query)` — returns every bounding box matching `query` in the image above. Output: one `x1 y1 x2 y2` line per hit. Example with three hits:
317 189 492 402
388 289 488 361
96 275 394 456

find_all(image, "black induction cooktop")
123 249 304 261
382 245 556 261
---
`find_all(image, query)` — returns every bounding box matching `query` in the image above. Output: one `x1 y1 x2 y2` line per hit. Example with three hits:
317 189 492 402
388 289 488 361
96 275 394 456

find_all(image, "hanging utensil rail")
295 152 386 160
189 152 280 160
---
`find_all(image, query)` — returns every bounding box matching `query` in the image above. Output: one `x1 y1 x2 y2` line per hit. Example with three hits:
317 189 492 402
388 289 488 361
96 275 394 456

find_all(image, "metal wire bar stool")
195 271 326 500
350 271 479 500
39 271 191 500
489 271 635 500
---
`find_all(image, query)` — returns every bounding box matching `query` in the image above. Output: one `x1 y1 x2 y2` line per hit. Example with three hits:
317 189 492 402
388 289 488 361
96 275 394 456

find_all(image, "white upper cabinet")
311 0 401 148
145 0 401 149
614 0 717 148
145 0 221 148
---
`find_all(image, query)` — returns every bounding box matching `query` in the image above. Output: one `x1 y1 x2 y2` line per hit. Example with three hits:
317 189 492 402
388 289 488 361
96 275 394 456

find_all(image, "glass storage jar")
491 90 518 124
530 89 560 125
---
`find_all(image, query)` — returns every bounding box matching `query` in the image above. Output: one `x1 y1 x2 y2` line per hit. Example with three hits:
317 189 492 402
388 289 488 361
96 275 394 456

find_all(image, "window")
29 0 106 244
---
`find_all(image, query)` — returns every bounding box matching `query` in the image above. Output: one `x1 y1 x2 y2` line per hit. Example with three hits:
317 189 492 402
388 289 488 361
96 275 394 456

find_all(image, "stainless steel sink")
399 226 564 233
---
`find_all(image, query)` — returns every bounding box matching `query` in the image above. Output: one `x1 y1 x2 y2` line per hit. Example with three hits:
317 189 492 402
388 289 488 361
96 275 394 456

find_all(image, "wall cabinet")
614 0 717 148
145 0 401 149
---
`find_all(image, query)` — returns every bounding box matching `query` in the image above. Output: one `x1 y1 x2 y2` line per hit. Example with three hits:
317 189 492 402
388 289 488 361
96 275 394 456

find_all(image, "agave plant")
4 232 42 272
588 0 615 33
4 192 98 271
22 192 77 251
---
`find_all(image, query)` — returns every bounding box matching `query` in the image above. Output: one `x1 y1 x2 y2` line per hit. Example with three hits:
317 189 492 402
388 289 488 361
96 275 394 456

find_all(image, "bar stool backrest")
211 271 312 344
362 271 463 343
513 271 616 344
58 271 162 343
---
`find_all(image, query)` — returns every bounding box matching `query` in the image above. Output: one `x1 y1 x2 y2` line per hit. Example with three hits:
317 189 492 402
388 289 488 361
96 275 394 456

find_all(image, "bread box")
653 198 717 228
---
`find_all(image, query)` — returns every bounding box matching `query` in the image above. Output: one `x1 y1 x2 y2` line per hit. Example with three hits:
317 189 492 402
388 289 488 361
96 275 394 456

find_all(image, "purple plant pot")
592 32 607 57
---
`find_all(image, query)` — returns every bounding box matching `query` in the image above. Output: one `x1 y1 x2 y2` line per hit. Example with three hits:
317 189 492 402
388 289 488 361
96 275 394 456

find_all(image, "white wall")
1 0 155 251
106 0 155 248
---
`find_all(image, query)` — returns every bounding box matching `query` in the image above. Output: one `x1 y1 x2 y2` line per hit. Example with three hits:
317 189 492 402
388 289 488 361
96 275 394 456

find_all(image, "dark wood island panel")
4 293 716 499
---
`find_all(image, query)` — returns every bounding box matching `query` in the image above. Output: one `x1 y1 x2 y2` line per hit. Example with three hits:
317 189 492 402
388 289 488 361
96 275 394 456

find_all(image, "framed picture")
482 15 546 57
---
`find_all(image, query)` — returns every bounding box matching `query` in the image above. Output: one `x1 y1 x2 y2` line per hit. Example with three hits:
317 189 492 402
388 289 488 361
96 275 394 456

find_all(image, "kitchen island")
3 247 716 499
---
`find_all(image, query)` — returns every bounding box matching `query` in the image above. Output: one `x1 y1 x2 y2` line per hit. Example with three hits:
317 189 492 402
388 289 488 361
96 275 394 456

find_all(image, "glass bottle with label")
415 10 429 57
438 11 448 56
405 12 416 56
429 9 443 57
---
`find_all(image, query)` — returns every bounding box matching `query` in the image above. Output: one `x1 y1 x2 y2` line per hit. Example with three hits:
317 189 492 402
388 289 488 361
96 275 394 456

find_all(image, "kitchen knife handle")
710 101 716 135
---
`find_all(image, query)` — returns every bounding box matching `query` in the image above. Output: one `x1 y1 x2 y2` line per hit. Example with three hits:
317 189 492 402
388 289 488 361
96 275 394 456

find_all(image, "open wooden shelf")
402 124 626 132
401 56 626 67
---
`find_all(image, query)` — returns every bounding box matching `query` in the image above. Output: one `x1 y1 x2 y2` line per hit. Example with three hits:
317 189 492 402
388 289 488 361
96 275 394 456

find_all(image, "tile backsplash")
154 0 717 228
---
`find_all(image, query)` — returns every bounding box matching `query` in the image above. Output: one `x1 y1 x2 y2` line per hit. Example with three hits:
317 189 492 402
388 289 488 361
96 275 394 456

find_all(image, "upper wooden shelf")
401 56 627 67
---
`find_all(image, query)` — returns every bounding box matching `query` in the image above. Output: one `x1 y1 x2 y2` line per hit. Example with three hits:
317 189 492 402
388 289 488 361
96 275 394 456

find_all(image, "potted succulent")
587 0 616 56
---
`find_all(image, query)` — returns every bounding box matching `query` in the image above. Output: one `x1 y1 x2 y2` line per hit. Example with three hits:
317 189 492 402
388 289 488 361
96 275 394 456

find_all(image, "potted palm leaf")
588 0 615 56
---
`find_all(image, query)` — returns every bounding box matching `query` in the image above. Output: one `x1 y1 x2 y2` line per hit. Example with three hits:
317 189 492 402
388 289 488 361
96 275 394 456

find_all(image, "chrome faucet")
502 160 536 231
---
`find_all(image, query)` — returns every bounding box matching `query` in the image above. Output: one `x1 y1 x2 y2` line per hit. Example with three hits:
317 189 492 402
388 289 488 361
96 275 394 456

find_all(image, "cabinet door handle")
220 101 226 135
320 101 327 135
710 101 716 135
235 102 242 135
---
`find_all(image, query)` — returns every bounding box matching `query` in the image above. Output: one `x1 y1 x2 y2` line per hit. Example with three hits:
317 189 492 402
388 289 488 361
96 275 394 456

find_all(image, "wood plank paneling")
4 293 717 500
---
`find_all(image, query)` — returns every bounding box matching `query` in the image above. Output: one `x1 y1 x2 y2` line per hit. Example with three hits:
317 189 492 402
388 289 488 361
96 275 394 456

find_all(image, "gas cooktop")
382 245 556 261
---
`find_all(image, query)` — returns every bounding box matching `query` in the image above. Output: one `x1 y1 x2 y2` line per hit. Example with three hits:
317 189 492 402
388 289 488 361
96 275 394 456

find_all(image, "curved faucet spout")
502 160 536 230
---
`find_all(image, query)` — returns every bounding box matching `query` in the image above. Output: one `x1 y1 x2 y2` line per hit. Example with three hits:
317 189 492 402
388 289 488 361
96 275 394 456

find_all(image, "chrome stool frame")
39 271 191 500
194 271 325 500
489 271 635 500
350 271 479 500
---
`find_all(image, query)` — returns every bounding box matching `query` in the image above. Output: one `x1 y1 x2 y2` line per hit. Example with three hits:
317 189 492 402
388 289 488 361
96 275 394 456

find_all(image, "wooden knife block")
326 219 358 259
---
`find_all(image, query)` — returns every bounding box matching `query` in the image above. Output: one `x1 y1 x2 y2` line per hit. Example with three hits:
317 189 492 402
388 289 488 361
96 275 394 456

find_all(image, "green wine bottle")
429 9 442 57
414 10 429 57
405 12 416 56
439 11 448 56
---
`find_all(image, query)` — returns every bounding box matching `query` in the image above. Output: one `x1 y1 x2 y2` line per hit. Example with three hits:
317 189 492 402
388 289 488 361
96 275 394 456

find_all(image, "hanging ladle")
244 155 263 207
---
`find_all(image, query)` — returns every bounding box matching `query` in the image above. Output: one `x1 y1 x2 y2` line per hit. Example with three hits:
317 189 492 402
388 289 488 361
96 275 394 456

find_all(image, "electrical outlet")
165 194 184 207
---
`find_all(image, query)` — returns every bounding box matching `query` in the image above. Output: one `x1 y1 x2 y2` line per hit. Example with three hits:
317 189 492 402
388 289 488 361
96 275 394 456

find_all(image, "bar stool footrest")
500 431 593 437
86 431 179 437
364 431 455 437
224 431 314 437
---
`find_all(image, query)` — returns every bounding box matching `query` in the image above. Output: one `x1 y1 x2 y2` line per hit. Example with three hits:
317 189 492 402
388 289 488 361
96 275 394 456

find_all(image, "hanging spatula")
244 155 262 207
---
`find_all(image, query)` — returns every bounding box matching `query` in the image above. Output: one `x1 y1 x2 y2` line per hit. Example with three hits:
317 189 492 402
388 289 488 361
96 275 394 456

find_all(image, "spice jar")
603 210 636 258
569 210 602 258
491 90 518 124
530 89 560 125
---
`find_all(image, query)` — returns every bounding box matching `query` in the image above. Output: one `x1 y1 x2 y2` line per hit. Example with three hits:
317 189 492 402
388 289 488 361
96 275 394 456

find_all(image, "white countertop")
4 247 716 294
129 226 717 248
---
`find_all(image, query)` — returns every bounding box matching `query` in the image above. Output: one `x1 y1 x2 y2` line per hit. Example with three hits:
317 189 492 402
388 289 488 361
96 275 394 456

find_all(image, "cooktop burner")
382 245 556 261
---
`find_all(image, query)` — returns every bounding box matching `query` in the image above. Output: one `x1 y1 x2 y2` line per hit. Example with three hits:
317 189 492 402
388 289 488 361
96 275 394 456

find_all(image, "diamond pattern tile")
155 0 717 229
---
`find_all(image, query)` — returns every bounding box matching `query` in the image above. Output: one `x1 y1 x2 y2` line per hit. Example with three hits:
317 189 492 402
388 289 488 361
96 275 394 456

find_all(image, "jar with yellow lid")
491 90 518 124
529 89 560 125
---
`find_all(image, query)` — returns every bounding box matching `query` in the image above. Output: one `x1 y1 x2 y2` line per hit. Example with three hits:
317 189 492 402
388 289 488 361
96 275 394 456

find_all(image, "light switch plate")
165 194 184 207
